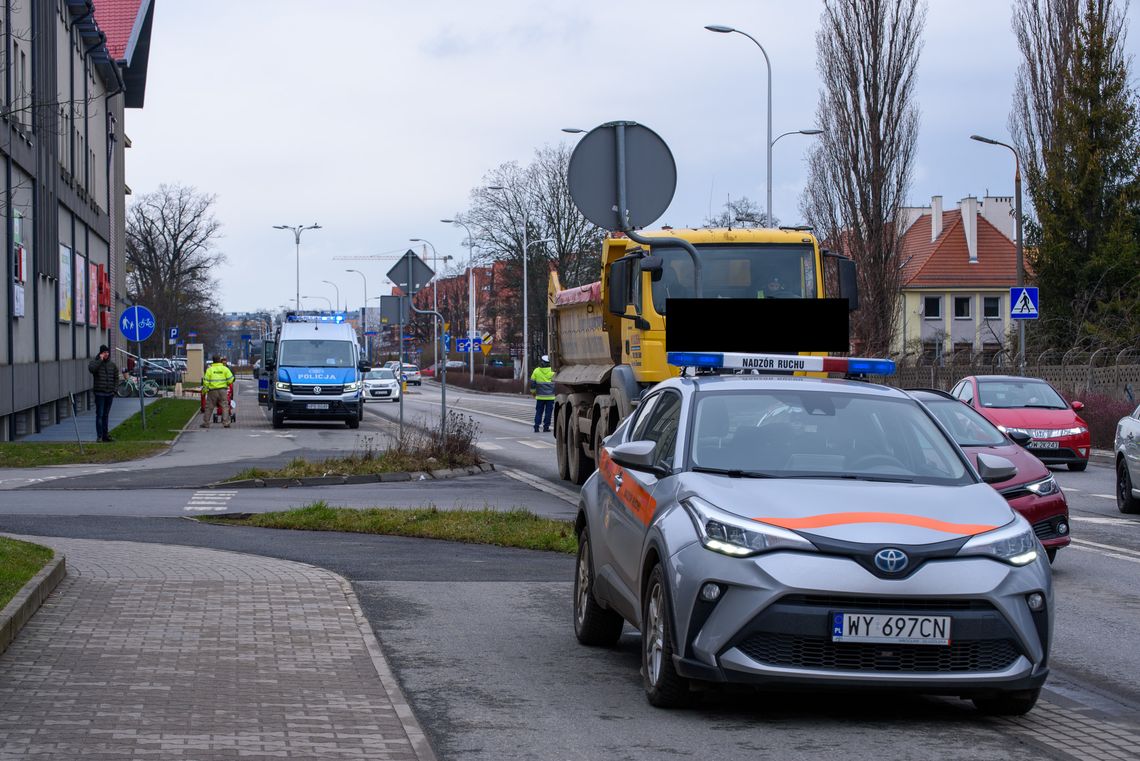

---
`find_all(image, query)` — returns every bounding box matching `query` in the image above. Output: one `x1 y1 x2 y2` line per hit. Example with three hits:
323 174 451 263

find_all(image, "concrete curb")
213 462 496 489
1090 448 1113 467
0 552 66 657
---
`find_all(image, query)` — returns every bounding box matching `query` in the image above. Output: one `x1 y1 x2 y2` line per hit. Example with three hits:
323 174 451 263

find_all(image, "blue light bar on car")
666 351 896 376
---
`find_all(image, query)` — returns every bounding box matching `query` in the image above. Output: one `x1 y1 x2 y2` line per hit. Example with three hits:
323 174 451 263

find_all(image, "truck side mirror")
608 259 631 315
640 255 664 282
838 258 859 312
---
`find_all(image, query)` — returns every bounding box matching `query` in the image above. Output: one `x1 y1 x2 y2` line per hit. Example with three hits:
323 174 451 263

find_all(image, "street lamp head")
409 238 424 242
272 224 288 230
705 24 736 33
311 224 322 230
970 134 999 145
488 185 506 191
561 127 587 134
345 269 359 274
440 218 456 224
800 129 824 136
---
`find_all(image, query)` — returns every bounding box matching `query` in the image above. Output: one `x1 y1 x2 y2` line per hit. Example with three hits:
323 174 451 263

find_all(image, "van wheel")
271 409 284 429
346 412 361 429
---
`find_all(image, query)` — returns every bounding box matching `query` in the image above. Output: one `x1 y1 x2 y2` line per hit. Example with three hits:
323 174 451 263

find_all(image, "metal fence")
872 347 1140 398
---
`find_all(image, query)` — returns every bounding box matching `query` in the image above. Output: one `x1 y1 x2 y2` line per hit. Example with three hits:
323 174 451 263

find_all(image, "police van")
260 312 370 429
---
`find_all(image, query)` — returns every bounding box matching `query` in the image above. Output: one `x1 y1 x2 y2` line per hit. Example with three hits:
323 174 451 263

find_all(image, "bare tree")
800 0 925 355
461 143 605 360
703 195 772 228
126 184 225 355
1009 0 1081 198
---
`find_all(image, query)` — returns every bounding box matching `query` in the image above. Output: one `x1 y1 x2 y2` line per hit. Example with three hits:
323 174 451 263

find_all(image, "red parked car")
950 375 1090 472
909 389 1071 562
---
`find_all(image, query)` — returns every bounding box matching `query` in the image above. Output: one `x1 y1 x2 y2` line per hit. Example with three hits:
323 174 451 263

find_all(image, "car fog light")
699 583 723 602
1026 593 1046 612
1056 521 1069 535
1079 448 1088 456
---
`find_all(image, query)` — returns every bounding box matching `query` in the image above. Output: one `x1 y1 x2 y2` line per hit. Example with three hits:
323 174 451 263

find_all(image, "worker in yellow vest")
201 355 235 429
530 354 555 433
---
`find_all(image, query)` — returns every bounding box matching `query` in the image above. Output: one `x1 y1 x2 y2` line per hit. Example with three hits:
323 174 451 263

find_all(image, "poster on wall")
13 285 23 317
74 254 86 325
11 210 25 317
59 245 72 323
88 261 98 324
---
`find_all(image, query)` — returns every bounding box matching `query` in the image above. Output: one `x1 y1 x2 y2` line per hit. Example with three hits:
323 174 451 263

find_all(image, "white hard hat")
541 355 550 363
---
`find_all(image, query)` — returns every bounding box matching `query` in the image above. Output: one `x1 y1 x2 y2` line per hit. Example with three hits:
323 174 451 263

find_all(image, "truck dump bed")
548 275 618 386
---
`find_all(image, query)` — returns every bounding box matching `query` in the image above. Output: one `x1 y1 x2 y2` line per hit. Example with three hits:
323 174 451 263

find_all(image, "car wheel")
972 688 1040 716
573 528 624 646
642 564 691 708
555 404 570 481
1119 460 1139 514
1068 461 1088 472
1046 547 1057 564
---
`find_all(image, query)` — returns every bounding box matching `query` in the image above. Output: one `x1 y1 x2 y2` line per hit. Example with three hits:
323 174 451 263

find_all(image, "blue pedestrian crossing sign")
1009 287 1039 320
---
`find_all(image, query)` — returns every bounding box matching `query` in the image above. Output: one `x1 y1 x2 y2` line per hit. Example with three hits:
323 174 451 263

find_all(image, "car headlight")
1024 475 1060 497
275 381 291 392
681 496 816 558
1055 426 1087 437
344 380 362 392
959 515 1039 566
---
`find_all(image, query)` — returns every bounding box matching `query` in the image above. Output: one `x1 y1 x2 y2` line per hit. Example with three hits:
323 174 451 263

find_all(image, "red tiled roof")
93 0 146 62
899 209 1017 288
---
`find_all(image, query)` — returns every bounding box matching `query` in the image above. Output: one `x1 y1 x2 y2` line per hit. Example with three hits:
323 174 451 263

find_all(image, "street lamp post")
771 128 823 148
706 24 773 225
970 134 1025 376
273 223 322 311
322 280 340 312
346 269 368 360
487 183 554 390
441 218 477 382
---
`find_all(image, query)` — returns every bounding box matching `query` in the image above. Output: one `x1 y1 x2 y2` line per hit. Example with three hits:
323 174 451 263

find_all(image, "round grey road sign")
567 121 676 230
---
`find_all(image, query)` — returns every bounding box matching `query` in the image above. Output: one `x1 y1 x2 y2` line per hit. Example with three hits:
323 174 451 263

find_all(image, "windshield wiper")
1022 404 1065 409
690 465 776 479
784 473 916 483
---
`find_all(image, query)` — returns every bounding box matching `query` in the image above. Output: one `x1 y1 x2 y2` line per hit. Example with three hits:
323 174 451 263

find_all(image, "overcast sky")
123 0 1140 313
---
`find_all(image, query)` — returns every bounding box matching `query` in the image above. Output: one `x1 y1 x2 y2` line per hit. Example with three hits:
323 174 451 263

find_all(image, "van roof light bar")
666 351 895 376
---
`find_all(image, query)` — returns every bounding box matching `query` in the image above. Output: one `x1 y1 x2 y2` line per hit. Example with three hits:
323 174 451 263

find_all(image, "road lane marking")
517 439 555 449
476 443 503 451
1091 493 1116 500
1070 516 1138 527
1070 538 1140 564
184 490 238 512
501 468 579 505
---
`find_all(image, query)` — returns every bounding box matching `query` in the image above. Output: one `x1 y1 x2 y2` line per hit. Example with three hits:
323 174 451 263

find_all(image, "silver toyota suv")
573 358 1051 715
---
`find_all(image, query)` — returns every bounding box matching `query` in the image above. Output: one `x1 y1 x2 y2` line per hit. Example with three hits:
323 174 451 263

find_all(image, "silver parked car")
1116 404 1140 513
362 368 401 403
573 359 1051 715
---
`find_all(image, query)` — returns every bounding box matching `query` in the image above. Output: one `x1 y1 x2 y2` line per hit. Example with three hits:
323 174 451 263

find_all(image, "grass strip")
0 397 200 468
227 451 481 481
204 502 577 554
0 537 54 610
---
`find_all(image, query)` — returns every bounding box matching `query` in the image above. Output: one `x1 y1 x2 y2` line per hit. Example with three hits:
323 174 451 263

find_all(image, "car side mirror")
976 453 1017 484
1071 401 1084 411
1007 430 1033 448
609 441 657 472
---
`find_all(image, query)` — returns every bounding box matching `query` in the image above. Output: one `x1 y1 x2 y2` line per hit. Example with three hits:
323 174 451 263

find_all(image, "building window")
983 296 1000 319
923 296 941 320
954 296 972 319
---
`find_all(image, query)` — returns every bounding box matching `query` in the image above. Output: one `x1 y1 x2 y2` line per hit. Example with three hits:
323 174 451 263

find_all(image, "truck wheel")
593 413 611 463
568 414 594 485
555 405 570 481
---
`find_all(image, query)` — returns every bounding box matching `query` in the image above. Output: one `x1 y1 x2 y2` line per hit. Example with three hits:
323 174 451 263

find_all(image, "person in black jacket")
88 345 118 442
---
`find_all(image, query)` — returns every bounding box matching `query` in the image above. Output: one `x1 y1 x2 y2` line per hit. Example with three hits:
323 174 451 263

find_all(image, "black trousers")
534 399 554 430
93 393 114 440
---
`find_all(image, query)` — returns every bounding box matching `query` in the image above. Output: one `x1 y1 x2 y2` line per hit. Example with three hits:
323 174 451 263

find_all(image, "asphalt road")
4 380 1140 759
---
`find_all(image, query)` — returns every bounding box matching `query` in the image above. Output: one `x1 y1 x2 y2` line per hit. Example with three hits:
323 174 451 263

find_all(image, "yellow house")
893 196 1019 360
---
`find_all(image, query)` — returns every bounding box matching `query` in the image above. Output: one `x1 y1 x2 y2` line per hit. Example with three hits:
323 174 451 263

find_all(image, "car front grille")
737 632 1020 673
778 595 993 612
293 385 344 396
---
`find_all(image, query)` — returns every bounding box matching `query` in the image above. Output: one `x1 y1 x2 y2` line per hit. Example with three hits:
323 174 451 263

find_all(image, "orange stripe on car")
754 512 998 536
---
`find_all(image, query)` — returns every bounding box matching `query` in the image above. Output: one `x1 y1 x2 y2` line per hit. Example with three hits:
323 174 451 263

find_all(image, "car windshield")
366 369 395 380
278 340 354 367
402 365 418 372
977 380 1067 409
922 398 1007 447
651 244 817 314
690 390 971 485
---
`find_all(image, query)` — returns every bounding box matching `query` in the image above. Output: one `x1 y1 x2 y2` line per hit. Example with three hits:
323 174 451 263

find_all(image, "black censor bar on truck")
665 298 850 354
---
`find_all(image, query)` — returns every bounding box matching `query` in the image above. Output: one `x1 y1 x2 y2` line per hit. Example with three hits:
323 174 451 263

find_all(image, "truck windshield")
651 244 817 314
278 340 354 367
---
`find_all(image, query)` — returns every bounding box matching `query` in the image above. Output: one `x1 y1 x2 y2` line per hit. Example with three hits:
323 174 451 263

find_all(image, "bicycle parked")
116 373 159 398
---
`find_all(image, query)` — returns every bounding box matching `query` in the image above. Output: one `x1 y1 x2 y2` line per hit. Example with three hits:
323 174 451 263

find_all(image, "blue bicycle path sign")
119 305 157 342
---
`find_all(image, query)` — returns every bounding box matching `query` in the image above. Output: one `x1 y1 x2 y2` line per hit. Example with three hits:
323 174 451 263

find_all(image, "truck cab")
260 312 370 429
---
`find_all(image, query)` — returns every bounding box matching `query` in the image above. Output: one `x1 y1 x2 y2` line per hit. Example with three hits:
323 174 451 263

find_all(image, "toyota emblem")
313 386 322 395
874 548 909 573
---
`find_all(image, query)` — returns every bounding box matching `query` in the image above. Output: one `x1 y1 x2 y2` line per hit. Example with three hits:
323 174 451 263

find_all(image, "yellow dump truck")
547 226 857 483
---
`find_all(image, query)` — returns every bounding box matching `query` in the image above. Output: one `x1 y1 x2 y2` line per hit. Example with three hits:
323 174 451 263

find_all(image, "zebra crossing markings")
184 490 238 512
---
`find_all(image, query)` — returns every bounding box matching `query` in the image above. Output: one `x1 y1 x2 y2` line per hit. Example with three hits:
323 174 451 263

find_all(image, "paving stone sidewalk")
0 536 434 760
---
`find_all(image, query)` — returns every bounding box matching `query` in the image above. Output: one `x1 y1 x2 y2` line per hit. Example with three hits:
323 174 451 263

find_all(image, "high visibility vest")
203 363 234 390
530 366 555 400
